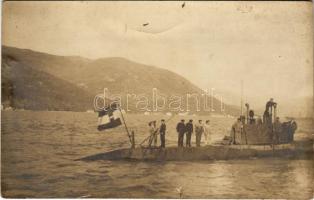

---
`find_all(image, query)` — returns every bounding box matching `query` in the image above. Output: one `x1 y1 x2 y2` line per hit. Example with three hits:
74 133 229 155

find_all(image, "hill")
2 46 239 114
2 50 94 111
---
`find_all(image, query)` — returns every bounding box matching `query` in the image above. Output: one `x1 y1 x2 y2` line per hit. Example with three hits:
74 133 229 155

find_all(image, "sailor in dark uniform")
265 98 276 113
249 110 256 124
273 117 282 144
263 98 276 124
185 119 193 147
159 119 166 148
176 119 186 147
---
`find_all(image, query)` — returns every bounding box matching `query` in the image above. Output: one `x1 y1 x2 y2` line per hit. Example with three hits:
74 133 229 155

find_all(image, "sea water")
1 111 313 198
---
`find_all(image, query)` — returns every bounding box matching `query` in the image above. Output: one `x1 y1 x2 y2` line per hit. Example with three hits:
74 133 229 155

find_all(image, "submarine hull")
78 140 312 162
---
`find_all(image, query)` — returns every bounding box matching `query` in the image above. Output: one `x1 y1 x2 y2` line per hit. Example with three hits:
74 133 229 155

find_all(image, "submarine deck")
78 139 313 162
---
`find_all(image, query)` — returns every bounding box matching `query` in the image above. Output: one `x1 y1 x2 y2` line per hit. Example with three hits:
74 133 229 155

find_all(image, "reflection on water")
1 111 313 198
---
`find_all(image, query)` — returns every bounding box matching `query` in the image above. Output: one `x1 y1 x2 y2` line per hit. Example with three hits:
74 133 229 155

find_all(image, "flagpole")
118 106 133 146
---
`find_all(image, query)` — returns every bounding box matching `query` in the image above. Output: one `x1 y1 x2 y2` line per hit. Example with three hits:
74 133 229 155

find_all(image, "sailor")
153 121 158 146
289 120 298 141
230 118 242 145
273 117 282 144
263 110 271 124
240 115 246 124
265 98 276 113
263 98 276 124
185 119 193 147
176 119 186 147
159 119 166 148
248 110 256 124
203 120 211 145
148 121 158 147
195 120 204 147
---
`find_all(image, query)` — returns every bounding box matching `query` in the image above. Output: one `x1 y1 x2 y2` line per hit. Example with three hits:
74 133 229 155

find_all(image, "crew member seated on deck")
176 120 186 147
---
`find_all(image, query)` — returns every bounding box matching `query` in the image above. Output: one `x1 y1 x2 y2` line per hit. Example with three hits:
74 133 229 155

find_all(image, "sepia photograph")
1 1 313 199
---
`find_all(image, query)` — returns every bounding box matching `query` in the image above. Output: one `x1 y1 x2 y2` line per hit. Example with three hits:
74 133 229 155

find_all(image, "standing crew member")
159 119 166 148
148 121 158 147
185 119 193 147
152 121 158 147
176 119 186 147
248 110 256 124
273 117 282 144
203 120 211 145
230 118 242 144
195 120 204 147
263 98 276 124
265 98 276 113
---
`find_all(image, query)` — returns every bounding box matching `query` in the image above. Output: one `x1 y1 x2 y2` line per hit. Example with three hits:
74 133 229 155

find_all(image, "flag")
97 105 122 131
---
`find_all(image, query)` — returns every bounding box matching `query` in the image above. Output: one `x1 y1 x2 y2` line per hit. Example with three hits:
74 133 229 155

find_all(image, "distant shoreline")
2 109 314 122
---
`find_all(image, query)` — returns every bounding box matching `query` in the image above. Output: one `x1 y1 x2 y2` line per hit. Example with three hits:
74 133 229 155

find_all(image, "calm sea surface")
1 111 313 198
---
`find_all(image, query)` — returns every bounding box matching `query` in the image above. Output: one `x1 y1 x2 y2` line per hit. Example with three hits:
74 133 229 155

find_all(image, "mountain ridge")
1 51 94 111
2 45 239 115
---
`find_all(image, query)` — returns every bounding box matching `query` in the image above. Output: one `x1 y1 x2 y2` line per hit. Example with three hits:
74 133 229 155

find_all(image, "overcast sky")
2 1 313 114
